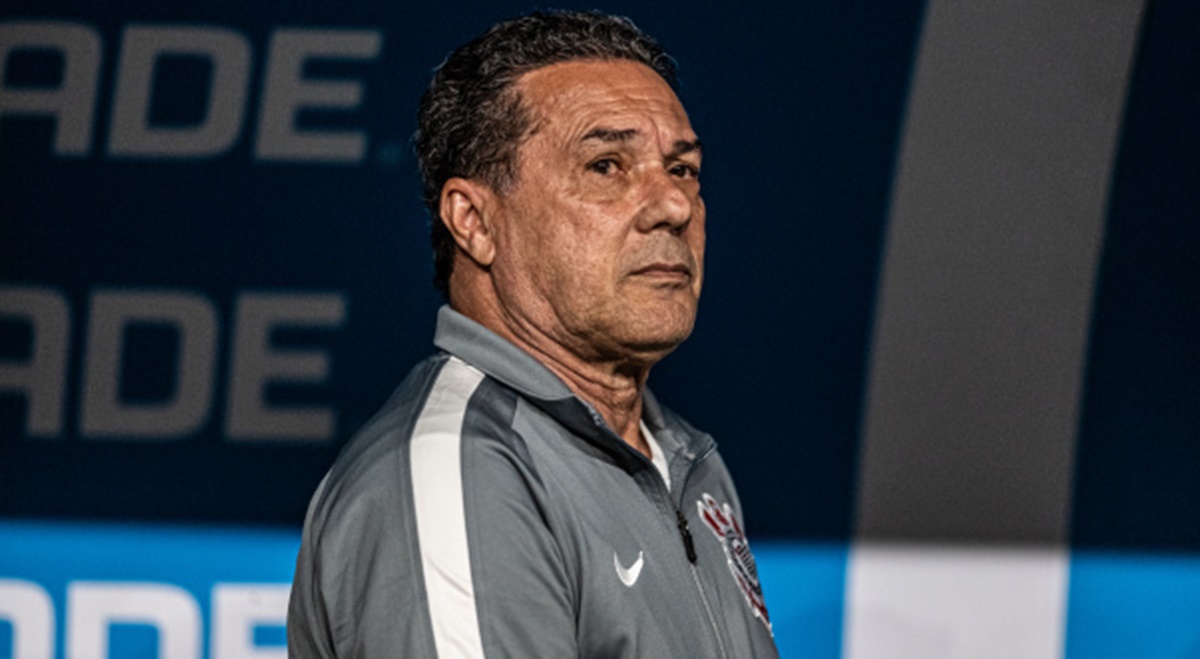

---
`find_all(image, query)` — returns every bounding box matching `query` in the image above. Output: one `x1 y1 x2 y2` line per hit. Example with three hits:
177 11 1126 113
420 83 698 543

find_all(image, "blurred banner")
2 0 1197 657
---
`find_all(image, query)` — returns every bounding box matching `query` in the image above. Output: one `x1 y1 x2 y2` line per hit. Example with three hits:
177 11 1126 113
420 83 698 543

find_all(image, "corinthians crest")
697 492 772 634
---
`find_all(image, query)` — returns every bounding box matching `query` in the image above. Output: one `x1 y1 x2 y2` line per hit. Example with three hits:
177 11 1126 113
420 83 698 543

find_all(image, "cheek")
524 218 602 293
556 231 616 291
504 184 629 292
691 204 707 256
690 205 707 291
549 206 624 266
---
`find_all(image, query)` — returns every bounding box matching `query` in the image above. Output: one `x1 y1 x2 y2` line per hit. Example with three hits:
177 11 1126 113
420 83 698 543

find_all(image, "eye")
669 162 700 179
588 158 620 175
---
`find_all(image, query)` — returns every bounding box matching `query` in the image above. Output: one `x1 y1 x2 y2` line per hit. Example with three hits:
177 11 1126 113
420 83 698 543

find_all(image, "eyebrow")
579 127 703 158
669 139 703 158
580 127 640 143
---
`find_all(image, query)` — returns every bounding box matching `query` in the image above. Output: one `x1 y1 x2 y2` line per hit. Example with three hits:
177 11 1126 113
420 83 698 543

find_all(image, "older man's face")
489 59 705 364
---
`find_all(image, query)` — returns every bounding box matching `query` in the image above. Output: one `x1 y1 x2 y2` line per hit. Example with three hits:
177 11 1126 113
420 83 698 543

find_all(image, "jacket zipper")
670 448 730 659
690 562 731 659
605 418 730 658
676 508 698 562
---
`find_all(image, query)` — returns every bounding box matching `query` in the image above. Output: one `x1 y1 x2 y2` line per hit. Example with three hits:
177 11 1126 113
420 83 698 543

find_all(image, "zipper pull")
676 508 698 563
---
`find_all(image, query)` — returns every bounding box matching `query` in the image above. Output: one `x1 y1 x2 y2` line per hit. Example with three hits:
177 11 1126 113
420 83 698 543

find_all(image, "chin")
617 303 697 356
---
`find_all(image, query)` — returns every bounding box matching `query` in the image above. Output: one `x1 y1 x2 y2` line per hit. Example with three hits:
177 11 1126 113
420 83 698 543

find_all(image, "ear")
439 177 497 267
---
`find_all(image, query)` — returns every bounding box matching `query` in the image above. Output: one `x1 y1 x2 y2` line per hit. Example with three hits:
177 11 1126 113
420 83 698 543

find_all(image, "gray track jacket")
289 306 779 658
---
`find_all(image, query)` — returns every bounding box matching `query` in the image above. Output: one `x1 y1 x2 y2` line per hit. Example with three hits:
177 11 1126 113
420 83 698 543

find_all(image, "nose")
636 169 695 234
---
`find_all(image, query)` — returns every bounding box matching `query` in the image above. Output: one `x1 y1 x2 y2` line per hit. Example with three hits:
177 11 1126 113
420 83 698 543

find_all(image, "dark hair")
415 10 677 297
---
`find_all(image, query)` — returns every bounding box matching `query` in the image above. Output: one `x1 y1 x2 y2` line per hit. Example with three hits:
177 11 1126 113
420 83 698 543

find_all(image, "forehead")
515 59 694 143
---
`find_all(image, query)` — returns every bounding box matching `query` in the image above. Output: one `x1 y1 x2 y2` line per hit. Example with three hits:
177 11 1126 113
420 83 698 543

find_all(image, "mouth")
629 262 693 283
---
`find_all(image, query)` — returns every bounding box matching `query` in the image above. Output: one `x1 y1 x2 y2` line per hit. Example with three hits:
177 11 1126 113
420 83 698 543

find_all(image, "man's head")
416 10 677 298
418 11 704 368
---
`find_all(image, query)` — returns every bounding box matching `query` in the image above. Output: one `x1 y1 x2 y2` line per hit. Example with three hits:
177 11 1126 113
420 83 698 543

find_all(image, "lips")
626 242 699 283
628 261 694 287
631 262 691 277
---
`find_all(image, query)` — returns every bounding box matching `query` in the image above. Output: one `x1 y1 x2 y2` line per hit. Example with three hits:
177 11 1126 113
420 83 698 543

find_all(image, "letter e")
226 292 345 441
211 584 289 659
255 29 382 163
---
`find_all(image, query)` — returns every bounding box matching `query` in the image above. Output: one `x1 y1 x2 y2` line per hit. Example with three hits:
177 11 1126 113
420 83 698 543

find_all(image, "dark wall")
2 0 1197 554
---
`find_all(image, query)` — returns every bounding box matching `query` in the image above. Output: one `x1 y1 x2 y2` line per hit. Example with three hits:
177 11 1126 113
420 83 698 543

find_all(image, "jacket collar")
433 305 716 463
434 305 574 402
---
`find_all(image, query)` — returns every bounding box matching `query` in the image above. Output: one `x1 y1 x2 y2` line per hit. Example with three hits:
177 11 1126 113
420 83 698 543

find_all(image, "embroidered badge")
697 492 771 634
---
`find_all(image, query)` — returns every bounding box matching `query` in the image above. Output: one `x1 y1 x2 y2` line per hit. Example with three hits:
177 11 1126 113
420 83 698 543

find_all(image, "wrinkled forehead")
514 59 695 146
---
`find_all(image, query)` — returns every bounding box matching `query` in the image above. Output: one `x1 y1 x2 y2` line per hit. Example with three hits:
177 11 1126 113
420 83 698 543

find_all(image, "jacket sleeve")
287 476 336 659
287 457 444 658
289 429 579 658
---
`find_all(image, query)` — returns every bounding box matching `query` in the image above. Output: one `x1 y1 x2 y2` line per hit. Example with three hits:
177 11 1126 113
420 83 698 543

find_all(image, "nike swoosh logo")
614 550 645 587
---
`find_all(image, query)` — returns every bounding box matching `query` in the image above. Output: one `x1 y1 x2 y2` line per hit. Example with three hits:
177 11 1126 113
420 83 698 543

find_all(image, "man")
289 11 778 658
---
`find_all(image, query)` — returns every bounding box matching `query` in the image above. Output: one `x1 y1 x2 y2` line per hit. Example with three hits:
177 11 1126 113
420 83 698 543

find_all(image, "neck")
525 340 650 456
451 283 654 458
